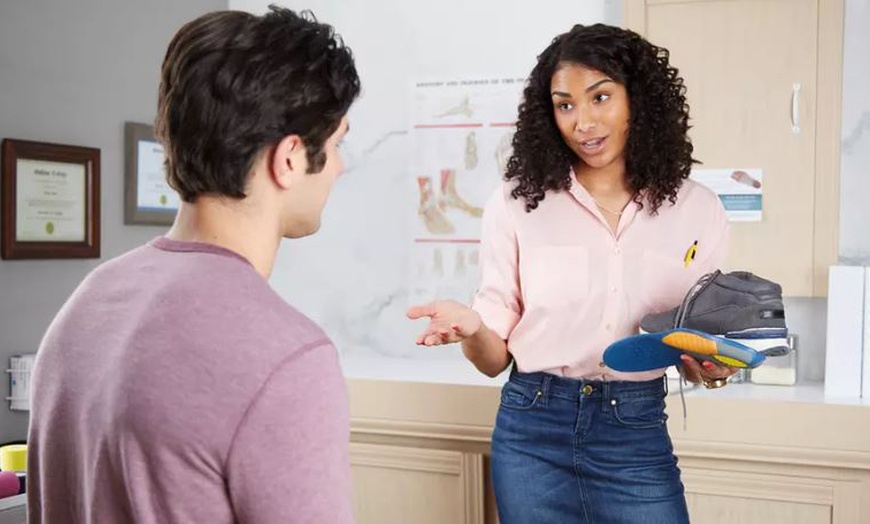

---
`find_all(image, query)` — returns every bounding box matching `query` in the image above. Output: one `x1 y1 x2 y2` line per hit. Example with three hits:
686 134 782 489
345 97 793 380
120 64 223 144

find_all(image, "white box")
824 266 864 398
863 270 870 398
5 354 36 411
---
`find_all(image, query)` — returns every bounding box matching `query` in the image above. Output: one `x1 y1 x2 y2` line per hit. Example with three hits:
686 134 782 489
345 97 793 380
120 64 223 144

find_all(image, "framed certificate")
124 122 179 226
1 139 101 259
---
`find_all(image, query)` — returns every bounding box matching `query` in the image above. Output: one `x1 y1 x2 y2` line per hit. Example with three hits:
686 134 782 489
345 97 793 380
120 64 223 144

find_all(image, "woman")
408 23 736 523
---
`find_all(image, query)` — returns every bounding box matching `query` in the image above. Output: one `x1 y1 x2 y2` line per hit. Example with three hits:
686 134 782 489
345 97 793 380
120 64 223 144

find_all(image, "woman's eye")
593 93 610 103
558 102 573 111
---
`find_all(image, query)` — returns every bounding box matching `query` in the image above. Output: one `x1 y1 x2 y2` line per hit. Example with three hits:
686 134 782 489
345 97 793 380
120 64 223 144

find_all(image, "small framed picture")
124 122 179 226
1 139 101 259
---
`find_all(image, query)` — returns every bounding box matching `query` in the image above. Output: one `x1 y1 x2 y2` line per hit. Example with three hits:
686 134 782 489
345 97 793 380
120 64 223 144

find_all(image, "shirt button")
614 247 622 255
611 286 618 293
599 361 606 368
605 323 613 331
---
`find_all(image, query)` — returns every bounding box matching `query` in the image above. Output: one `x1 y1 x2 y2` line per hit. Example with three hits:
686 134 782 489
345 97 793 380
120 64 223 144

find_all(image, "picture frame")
1 139 101 259
124 122 178 226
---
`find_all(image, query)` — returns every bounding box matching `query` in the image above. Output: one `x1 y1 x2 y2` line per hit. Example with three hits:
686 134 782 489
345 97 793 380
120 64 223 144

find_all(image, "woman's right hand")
406 300 482 346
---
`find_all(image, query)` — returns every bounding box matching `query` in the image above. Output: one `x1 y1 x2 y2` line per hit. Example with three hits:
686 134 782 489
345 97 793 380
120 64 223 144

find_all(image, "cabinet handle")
791 83 801 134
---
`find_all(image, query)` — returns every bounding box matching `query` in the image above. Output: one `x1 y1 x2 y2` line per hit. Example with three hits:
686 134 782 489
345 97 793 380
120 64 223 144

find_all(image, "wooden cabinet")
349 379 870 524
351 443 484 524
681 465 866 524
664 390 870 524
348 380 495 523
624 0 844 296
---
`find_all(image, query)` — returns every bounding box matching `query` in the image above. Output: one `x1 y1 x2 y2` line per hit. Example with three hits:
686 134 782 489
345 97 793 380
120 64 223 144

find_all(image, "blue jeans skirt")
491 368 690 524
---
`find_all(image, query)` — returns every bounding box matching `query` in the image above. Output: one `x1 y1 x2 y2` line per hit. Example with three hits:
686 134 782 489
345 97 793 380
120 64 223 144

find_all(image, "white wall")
226 1 861 383
839 0 870 264
229 0 615 378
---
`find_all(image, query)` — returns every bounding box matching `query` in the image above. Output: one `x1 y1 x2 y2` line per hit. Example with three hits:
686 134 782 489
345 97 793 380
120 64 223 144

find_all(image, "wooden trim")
673 439 870 472
461 454 485 524
351 414 870 472
348 379 500 440
682 467 835 504
352 417 493 443
644 0 721 4
832 480 864 524
813 0 845 296
350 442 462 475
623 0 646 32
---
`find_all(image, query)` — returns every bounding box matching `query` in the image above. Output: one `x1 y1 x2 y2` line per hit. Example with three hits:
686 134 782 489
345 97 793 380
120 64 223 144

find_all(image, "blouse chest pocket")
641 249 694 312
520 245 589 307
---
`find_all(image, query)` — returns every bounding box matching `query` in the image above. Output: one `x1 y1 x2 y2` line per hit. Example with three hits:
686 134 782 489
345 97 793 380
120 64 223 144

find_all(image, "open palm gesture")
406 300 482 346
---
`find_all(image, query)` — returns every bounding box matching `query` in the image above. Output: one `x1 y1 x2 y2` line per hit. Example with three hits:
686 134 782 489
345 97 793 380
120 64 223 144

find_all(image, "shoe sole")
723 327 788 339
639 327 787 339
728 337 790 355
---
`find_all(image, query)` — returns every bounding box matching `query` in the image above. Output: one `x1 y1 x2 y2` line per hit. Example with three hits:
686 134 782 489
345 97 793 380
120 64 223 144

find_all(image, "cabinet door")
680 465 870 524
351 443 485 524
683 467 835 524
626 0 842 296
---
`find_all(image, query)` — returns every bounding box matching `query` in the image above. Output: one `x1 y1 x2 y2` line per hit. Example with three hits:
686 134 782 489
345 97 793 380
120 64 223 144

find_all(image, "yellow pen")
683 240 698 268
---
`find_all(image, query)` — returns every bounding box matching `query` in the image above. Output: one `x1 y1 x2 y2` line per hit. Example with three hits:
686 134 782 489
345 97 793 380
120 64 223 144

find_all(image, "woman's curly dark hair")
506 23 695 213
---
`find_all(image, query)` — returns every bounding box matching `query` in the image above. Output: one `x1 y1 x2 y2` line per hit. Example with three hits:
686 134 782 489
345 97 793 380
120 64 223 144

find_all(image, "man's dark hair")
155 6 360 202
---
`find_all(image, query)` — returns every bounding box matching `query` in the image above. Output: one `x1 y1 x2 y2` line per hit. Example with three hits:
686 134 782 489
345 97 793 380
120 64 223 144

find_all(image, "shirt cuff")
471 298 520 341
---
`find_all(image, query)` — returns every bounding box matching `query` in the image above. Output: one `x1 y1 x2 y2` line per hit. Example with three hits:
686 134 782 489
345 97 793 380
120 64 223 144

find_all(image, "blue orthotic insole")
603 328 766 372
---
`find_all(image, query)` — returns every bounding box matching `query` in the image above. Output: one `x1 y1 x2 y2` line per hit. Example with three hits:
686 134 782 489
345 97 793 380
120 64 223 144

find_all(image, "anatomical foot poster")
409 77 524 305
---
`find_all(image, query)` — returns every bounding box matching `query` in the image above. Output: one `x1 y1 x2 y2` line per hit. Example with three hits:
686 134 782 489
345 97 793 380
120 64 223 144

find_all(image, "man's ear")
270 134 307 190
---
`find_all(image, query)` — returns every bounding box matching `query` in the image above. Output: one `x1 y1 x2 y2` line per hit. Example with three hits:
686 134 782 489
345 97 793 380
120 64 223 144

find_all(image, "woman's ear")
270 134 307 189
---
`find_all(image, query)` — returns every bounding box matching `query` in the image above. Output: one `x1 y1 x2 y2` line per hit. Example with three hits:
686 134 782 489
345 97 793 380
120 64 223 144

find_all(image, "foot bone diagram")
464 131 478 170
436 95 473 118
417 176 455 235
438 169 482 218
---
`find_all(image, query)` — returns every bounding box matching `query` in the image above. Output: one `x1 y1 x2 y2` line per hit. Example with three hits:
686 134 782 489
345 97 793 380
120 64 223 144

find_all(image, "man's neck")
166 198 280 279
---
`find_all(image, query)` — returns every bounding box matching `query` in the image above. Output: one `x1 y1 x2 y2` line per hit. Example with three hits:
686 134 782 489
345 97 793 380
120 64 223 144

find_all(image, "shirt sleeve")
226 342 353 524
693 193 730 276
471 185 523 340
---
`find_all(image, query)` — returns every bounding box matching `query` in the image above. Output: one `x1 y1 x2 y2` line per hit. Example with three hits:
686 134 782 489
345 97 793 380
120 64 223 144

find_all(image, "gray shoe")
640 270 788 341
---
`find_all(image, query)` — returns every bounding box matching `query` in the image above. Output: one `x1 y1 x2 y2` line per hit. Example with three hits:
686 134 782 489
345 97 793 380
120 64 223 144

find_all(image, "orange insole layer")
661 332 718 355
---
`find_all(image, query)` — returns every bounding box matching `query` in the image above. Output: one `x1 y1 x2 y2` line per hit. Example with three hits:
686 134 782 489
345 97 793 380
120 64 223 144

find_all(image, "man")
27 7 360 523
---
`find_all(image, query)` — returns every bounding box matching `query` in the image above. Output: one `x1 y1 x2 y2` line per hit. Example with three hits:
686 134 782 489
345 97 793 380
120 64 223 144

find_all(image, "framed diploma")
124 122 179 226
1 139 101 259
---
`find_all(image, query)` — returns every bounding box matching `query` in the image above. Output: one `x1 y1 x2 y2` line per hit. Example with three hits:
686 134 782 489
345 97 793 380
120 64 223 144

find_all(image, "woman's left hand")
679 354 737 388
